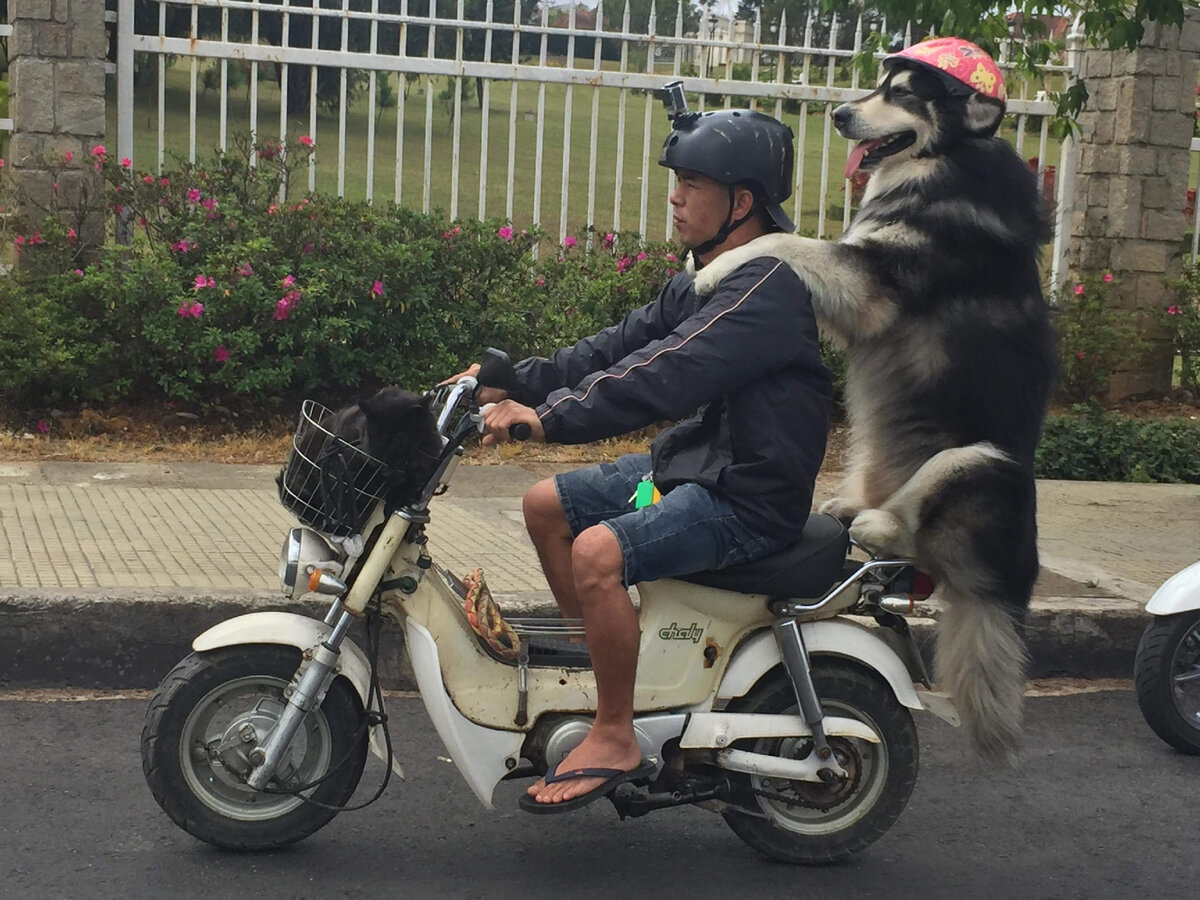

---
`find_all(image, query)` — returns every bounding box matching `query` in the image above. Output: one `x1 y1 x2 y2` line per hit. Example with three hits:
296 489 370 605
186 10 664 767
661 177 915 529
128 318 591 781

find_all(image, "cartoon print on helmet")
885 37 1007 102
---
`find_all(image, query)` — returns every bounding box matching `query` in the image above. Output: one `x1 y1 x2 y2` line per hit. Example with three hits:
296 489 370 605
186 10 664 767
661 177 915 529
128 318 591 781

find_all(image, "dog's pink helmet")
884 37 1007 102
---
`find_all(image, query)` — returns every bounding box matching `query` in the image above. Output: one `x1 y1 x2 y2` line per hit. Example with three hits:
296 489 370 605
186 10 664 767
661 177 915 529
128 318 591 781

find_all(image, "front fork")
772 618 849 781
245 599 352 791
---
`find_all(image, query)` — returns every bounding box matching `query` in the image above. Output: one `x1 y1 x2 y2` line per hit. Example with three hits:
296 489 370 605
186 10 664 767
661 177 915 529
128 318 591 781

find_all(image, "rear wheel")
1134 611 1200 754
141 645 368 850
722 660 919 864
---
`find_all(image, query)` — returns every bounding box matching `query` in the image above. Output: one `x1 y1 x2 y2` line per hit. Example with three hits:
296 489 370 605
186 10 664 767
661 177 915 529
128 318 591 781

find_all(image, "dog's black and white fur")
693 63 1056 759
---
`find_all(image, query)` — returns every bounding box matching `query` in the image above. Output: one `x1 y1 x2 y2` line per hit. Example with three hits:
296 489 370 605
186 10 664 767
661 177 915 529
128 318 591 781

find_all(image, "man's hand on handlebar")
482 400 545 446
440 363 508 406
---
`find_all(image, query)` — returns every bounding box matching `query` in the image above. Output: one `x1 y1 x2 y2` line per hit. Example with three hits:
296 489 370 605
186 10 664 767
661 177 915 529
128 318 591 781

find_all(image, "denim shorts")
553 453 787 586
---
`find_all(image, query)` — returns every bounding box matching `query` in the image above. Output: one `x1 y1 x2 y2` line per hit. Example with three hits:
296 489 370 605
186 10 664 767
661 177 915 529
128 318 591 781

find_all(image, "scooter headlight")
279 527 340 598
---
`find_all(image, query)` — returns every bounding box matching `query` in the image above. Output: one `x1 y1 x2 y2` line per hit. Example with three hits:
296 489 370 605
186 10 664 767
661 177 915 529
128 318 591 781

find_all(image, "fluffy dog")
279 387 443 533
693 50 1056 759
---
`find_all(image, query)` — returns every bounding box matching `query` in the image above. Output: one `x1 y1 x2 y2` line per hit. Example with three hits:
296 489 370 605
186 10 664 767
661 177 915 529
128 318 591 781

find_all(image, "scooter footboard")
715 618 934 717
192 611 401 775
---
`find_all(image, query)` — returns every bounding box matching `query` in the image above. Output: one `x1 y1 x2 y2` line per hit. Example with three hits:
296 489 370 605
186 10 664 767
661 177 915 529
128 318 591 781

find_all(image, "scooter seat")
678 513 848 599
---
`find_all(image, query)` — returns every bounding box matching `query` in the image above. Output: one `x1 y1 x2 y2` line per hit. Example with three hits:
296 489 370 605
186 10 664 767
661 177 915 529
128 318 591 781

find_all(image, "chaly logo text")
658 622 704 643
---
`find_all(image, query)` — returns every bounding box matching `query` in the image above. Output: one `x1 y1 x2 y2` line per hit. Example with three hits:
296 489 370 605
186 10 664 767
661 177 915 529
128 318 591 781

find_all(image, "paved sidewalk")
0 460 1197 686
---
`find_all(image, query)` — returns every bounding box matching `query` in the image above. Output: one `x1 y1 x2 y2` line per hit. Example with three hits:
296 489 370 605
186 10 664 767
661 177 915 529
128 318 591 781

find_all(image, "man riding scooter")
455 98 832 813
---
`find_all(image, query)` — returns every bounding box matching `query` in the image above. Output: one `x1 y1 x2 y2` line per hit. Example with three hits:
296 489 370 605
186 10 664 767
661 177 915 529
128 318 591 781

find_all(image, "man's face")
668 169 732 248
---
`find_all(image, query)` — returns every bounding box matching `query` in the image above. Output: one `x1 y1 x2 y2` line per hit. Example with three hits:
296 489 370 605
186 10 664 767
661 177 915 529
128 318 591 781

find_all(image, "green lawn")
106 61 1063 240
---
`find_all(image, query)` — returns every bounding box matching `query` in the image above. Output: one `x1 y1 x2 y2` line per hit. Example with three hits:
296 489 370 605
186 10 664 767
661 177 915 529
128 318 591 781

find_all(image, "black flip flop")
518 758 656 815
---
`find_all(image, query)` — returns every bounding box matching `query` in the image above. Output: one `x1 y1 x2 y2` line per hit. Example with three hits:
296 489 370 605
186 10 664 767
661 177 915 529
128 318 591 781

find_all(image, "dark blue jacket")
511 256 831 541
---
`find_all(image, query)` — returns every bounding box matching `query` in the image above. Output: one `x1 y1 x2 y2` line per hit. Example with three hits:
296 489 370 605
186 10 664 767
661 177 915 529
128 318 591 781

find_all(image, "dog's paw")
849 508 915 557
819 496 863 524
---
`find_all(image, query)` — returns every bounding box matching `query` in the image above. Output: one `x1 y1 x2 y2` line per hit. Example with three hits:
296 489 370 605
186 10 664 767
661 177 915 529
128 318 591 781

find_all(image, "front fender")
1145 562 1200 616
717 618 956 724
193 612 400 776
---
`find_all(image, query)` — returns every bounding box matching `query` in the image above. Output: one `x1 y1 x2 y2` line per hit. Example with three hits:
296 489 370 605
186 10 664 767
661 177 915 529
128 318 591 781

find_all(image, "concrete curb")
0 589 1150 691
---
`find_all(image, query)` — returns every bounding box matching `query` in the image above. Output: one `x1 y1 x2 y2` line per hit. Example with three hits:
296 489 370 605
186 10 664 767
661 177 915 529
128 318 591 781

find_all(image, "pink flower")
189 302 204 318
172 240 191 253
667 268 676 277
302 243 314 254
497 226 514 241
143 175 155 185
237 262 254 277
372 279 384 297
268 204 278 215
603 232 615 247
616 256 632 274
666 253 678 262
36 420 49 434
1102 273 1113 283
186 188 201 203
636 251 648 262
161 177 169 187
1073 283 1085 295
67 228 76 243
177 303 191 317
73 269 84 276
536 276 546 287
121 157 132 168
563 236 578 249
64 151 73 163
91 145 106 158
1076 351 1085 360
298 134 315 148
194 274 215 290
201 196 216 211
282 274 296 287
0 158 5 168
214 345 231 363
273 298 293 320
1167 306 1182 315
13 235 24 247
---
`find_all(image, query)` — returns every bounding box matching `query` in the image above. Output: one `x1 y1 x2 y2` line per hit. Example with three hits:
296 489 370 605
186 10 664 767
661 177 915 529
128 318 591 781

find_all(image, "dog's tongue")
845 140 883 179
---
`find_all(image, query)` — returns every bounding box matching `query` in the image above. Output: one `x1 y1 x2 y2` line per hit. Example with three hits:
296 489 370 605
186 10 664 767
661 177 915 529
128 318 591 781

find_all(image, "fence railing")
113 1 1076 273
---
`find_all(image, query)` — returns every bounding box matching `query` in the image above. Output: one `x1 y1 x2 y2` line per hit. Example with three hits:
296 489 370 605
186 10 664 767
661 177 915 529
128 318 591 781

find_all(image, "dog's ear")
962 93 1004 137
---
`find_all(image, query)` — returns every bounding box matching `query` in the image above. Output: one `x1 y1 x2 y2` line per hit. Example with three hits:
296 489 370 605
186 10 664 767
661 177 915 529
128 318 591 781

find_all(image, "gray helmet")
658 108 796 234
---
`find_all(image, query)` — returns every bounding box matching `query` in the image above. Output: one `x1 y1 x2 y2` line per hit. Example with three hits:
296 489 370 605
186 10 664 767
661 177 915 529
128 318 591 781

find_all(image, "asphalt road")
1 688 1197 900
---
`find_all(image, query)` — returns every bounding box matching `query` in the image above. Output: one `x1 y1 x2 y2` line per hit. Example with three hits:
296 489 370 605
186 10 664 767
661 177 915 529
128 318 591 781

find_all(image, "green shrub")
1035 405 1200 483
1050 272 1145 402
1159 264 1200 392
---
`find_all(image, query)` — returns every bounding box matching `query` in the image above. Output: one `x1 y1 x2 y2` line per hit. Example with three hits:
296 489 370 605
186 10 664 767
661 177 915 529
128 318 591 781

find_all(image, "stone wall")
8 0 108 248
1069 14 1200 396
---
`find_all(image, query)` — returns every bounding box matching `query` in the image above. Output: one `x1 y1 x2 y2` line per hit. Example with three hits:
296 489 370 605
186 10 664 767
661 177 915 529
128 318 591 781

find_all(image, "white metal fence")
113 2 1079 273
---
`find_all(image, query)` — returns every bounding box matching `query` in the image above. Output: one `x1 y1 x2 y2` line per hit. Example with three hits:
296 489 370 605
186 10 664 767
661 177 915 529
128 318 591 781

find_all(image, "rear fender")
716 618 957 724
193 612 401 776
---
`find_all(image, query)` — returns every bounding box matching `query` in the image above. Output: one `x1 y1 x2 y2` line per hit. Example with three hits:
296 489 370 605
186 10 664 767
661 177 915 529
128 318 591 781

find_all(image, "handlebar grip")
509 423 532 441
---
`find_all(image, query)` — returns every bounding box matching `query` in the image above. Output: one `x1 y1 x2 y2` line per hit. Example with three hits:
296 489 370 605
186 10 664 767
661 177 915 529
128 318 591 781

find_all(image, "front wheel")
141 645 369 850
1135 611 1200 754
721 660 919 864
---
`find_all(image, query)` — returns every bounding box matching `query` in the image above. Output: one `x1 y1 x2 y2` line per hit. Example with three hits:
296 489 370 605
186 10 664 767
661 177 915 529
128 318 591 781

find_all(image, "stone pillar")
8 0 108 249
1069 13 1200 397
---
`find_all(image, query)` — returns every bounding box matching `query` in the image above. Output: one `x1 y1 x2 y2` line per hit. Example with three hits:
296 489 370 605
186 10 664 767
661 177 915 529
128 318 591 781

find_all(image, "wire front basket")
277 400 392 536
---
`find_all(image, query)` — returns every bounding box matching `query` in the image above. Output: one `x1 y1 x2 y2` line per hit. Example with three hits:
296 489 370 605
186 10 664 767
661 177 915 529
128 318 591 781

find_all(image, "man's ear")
732 185 757 221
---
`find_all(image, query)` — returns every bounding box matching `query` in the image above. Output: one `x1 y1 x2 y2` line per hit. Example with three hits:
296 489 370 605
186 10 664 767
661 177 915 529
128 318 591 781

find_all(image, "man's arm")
509 280 684 406
537 258 822 445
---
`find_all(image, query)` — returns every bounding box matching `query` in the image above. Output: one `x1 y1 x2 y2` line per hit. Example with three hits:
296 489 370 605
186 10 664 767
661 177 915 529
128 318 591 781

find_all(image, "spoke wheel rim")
749 700 888 836
1169 620 1200 733
179 675 334 821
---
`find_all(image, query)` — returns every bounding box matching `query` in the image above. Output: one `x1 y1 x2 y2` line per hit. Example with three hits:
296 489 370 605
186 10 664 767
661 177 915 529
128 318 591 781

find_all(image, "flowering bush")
1050 272 1145 402
1159 264 1200 393
0 138 688 412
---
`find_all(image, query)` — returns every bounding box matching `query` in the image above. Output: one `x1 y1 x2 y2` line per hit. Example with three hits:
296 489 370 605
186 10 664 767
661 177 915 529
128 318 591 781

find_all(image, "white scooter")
140 353 958 864
1135 561 1200 754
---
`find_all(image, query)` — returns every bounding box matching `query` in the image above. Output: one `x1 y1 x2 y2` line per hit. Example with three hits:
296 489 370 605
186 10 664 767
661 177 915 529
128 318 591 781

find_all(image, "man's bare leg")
526 524 643 804
523 478 582 618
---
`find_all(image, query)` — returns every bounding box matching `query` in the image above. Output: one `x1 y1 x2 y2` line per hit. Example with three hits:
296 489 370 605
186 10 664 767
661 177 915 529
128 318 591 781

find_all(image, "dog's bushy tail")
935 590 1028 763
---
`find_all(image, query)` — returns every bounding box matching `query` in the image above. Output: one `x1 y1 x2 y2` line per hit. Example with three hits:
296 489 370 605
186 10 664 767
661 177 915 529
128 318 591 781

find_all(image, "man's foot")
525 729 643 807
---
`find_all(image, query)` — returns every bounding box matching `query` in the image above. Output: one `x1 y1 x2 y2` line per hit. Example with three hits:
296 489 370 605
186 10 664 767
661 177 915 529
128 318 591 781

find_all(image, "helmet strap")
689 185 756 267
